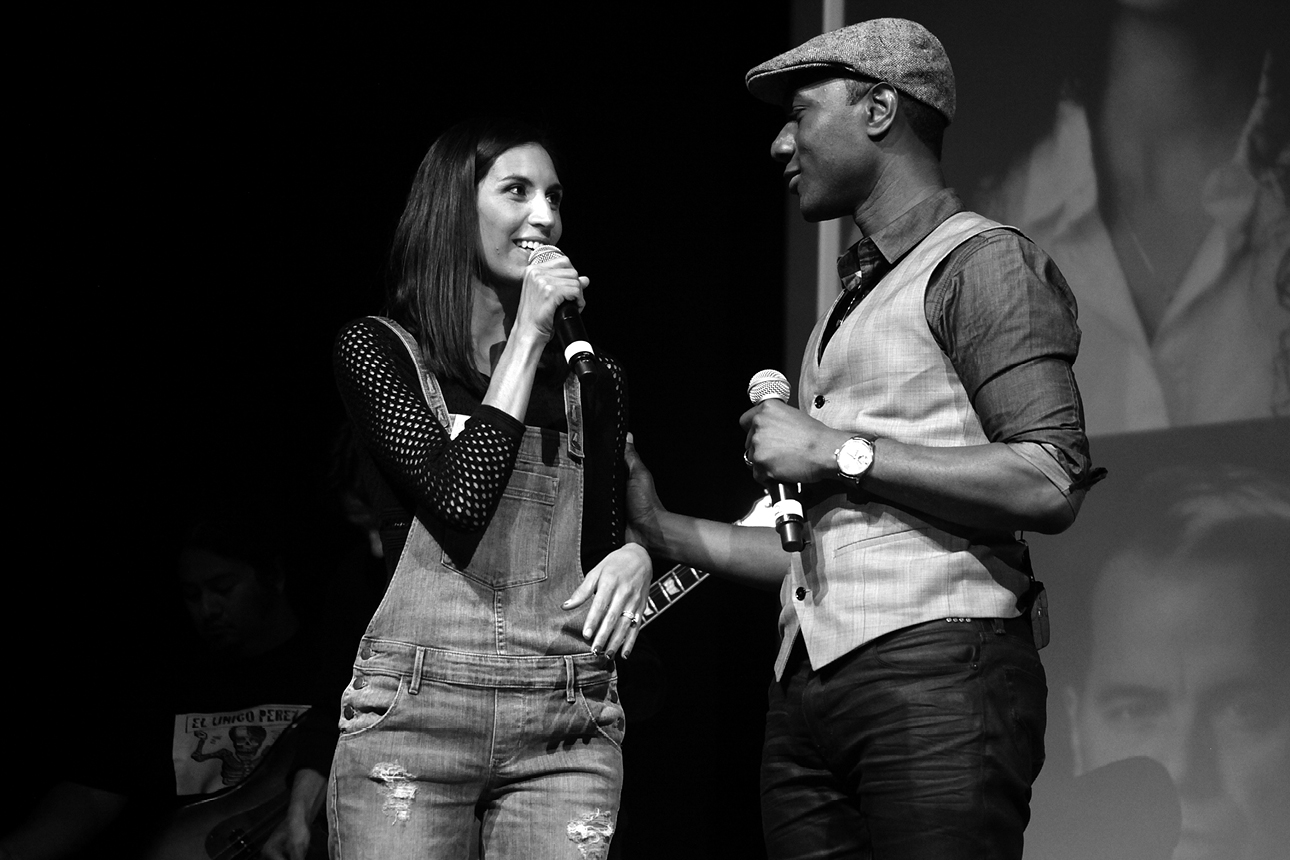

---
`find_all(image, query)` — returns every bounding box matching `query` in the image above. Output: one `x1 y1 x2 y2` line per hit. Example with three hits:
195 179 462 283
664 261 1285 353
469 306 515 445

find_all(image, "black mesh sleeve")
333 318 525 533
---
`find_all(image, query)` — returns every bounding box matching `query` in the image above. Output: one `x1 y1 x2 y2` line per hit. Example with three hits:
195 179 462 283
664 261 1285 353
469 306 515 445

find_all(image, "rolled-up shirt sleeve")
927 228 1102 496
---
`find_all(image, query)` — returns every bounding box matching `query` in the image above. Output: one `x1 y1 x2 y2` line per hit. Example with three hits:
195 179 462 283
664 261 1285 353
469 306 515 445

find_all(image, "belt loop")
564 655 576 703
991 619 1006 636
408 647 426 695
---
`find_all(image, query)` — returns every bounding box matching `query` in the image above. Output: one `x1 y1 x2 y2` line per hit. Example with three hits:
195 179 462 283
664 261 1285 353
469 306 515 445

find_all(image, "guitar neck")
640 563 710 628
636 493 777 630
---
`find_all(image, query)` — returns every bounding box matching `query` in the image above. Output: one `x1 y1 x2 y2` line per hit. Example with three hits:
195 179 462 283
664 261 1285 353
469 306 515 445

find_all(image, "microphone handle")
747 372 805 552
768 481 805 552
529 245 599 381
554 301 599 382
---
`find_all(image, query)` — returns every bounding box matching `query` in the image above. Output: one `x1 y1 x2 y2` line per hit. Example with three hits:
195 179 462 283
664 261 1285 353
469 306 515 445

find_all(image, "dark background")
26 4 793 858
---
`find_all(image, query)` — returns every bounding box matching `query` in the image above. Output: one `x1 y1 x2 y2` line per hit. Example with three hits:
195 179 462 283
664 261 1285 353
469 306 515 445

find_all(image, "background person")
971 0 1289 434
0 510 339 860
1064 463 1290 860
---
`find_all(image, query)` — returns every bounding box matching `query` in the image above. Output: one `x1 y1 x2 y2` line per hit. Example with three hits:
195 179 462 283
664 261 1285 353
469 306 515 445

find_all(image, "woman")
328 116 651 859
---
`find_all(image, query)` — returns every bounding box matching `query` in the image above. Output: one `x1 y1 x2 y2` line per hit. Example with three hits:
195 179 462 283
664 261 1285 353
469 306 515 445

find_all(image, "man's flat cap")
746 17 955 124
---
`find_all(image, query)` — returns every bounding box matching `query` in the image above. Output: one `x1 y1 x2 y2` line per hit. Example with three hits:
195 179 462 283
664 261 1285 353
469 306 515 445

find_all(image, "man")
626 18 1101 859
0 514 338 860
1065 463 1289 860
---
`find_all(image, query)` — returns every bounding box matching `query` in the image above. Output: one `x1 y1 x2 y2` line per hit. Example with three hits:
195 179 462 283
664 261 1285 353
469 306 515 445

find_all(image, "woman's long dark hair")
387 116 554 392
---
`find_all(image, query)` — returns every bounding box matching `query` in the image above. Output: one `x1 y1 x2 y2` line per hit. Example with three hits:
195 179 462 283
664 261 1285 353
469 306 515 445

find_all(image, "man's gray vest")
775 211 1030 678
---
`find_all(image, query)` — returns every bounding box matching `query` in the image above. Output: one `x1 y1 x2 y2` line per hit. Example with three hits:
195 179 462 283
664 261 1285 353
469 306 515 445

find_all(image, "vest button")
813 395 825 409
795 587 806 600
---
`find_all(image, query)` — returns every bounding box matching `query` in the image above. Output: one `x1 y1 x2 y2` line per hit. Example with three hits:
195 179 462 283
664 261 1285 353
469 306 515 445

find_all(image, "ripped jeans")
328 640 624 860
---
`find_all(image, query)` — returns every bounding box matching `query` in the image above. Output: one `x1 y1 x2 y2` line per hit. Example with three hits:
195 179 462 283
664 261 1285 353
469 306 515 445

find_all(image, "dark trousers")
761 617 1047 860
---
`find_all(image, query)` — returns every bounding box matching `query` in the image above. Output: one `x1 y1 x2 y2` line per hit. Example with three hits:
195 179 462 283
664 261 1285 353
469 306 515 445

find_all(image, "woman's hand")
562 542 652 660
483 249 588 420
515 250 589 344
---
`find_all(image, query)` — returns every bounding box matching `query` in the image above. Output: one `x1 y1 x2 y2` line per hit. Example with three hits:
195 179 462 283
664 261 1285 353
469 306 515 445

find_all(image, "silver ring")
622 610 641 627
743 450 754 468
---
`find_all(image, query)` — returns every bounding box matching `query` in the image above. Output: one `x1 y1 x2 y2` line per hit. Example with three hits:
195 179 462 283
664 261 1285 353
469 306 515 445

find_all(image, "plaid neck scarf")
818 237 891 362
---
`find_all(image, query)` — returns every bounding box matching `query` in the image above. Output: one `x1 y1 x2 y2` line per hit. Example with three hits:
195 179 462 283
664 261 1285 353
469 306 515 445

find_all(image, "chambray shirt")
835 189 1100 492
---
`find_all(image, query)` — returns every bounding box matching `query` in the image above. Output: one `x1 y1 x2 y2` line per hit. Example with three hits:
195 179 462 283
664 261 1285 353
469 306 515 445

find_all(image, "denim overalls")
328 319 623 860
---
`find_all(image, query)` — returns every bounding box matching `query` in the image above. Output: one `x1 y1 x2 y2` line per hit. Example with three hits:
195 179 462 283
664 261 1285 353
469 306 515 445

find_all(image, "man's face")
179 548 279 655
771 78 874 223
1068 552 1290 860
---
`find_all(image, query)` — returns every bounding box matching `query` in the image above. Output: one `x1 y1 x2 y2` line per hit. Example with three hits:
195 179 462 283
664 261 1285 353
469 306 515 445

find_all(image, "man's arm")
731 227 1096 537
740 401 1076 534
260 767 327 860
625 438 788 590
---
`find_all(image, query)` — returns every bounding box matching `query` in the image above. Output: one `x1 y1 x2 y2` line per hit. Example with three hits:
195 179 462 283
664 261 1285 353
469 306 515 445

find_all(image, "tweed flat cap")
746 17 955 123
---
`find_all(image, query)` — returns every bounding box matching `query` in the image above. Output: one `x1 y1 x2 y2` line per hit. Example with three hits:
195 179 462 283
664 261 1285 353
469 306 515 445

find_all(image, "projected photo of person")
1062 461 1290 860
970 0 1289 435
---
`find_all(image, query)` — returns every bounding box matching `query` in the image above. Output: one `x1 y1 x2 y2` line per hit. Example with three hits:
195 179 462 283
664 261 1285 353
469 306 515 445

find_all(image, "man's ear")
863 82 899 138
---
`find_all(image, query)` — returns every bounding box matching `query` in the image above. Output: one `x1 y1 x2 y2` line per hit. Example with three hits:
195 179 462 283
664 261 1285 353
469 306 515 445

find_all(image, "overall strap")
371 316 452 431
563 372 584 460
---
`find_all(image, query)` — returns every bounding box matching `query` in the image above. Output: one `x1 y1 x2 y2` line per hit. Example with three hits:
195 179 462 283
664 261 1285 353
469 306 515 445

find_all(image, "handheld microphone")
527 244 599 381
747 369 806 552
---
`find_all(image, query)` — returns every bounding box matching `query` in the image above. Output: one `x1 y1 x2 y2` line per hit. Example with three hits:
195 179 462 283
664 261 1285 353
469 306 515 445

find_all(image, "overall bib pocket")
438 467 558 588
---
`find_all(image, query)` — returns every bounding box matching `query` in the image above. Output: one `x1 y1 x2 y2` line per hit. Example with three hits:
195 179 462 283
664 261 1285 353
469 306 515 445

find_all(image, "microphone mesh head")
748 369 791 404
527 244 565 266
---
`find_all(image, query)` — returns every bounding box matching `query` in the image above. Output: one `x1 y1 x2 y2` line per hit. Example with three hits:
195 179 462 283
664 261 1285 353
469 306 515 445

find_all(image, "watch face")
839 437 873 477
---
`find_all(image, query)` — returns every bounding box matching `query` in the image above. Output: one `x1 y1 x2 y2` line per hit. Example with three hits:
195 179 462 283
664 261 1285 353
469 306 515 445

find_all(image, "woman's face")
476 143 563 286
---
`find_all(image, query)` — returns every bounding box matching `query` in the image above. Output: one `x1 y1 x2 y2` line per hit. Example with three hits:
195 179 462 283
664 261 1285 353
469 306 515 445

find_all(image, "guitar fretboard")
640 564 710 627
636 493 775 628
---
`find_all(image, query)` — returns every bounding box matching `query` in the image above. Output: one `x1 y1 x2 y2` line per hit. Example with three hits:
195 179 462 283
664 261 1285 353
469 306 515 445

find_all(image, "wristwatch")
835 436 875 484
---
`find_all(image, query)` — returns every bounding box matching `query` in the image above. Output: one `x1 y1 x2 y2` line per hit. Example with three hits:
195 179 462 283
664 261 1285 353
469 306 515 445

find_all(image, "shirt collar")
837 188 965 283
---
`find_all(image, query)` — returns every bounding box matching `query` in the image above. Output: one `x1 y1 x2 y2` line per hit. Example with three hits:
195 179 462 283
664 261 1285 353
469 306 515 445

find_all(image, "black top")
73 624 341 802
333 317 630 576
